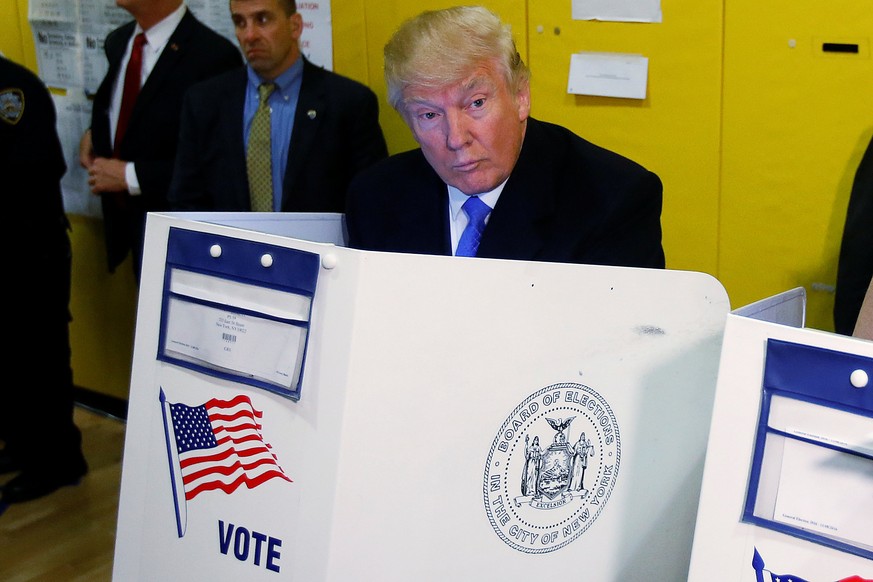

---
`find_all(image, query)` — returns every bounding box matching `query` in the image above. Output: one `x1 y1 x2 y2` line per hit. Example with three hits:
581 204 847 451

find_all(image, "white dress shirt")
447 180 507 255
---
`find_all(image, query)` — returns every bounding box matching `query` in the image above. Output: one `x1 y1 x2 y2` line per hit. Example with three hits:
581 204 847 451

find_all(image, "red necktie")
114 32 146 156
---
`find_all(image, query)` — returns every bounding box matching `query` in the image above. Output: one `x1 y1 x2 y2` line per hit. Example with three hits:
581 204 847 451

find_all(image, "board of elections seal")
483 383 620 554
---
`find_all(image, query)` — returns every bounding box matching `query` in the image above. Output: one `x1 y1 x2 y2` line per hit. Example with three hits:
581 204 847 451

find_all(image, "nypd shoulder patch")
0 88 25 125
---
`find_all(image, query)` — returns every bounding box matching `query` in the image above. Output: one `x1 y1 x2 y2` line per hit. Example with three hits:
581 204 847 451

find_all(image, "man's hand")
87 157 129 193
79 128 95 169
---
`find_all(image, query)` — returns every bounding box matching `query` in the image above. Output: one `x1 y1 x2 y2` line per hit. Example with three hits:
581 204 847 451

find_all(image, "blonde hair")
384 6 530 111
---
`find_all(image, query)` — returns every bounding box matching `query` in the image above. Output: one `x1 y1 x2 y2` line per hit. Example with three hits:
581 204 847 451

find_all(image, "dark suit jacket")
168 58 388 213
90 10 242 273
346 118 665 268
834 134 873 334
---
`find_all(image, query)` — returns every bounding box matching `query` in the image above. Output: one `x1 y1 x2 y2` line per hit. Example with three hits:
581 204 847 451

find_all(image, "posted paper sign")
772 439 873 549
572 0 662 22
568 52 648 100
163 298 306 389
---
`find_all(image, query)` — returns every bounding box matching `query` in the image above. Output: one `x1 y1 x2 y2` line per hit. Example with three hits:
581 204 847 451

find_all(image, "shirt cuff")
125 162 141 195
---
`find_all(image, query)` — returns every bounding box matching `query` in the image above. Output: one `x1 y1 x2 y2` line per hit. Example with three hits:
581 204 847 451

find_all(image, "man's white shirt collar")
448 180 507 220
136 3 186 55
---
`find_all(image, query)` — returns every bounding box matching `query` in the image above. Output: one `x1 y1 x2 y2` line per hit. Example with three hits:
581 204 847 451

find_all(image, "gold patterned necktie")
247 82 276 211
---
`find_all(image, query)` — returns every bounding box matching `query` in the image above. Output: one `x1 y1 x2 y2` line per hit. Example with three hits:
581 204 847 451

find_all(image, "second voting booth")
111 212 871 580
688 293 873 580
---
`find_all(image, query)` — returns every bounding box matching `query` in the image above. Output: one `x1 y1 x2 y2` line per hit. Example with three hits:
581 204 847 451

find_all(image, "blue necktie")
456 196 490 257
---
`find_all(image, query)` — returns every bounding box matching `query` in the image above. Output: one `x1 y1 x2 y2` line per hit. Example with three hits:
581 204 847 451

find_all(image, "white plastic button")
260 253 273 268
850 369 868 388
209 244 222 258
322 254 337 270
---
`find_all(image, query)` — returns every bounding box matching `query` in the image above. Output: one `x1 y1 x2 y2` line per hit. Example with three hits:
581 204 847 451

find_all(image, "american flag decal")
752 548 871 582
160 389 291 536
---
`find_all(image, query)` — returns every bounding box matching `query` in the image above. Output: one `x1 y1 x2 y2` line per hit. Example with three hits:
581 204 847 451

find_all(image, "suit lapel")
128 11 196 129
402 163 452 255
282 59 322 203
104 23 135 85
477 121 553 260
418 191 451 255
225 70 250 202
91 22 135 155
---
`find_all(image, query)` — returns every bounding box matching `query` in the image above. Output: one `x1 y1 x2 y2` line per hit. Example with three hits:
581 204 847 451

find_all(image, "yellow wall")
3 0 871 400
719 0 873 326
528 0 724 275
2 2 25 63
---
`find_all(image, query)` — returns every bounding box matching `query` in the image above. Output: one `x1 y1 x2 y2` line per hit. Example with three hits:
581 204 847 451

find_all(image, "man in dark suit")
80 0 242 280
1 57 87 503
345 6 664 268
167 0 387 214
834 134 873 335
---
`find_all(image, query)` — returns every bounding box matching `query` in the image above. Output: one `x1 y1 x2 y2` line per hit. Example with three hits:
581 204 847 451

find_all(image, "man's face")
230 0 302 80
401 61 530 196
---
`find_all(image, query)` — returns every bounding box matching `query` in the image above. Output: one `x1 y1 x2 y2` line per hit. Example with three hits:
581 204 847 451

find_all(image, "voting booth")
112 212 731 580
688 291 873 581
